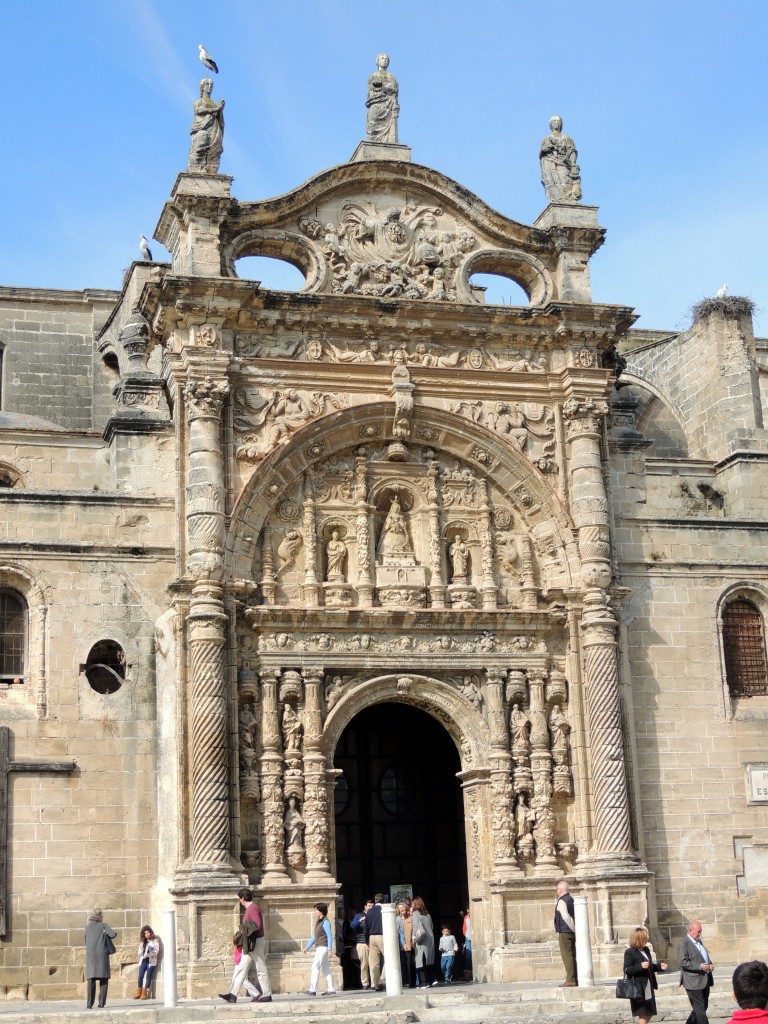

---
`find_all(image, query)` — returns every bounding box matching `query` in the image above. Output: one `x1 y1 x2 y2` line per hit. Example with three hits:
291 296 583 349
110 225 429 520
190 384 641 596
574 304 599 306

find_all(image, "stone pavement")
0 974 739 1024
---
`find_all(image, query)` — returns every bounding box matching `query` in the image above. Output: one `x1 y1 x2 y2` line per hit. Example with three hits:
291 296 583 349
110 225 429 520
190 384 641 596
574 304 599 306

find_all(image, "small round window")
379 763 416 816
83 640 126 694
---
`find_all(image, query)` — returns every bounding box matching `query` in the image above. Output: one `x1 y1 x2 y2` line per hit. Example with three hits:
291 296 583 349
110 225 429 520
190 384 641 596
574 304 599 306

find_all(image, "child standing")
439 927 459 983
303 902 336 996
231 931 260 1001
135 925 160 999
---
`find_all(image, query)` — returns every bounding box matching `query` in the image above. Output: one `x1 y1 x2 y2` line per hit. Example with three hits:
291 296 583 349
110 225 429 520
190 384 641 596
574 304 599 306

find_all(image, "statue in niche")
283 796 306 858
325 531 348 581
188 78 225 173
365 53 399 143
510 704 531 749
449 534 470 583
549 704 570 753
377 495 412 561
539 115 582 205
282 703 303 754
276 529 303 576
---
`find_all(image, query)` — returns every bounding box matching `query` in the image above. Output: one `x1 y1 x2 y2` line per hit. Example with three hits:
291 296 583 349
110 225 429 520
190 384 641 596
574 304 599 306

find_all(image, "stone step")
0 984 739 1024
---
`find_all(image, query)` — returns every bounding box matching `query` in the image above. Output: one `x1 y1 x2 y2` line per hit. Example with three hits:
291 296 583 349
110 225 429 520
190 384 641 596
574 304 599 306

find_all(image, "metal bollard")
162 909 178 1007
574 895 594 988
381 904 403 996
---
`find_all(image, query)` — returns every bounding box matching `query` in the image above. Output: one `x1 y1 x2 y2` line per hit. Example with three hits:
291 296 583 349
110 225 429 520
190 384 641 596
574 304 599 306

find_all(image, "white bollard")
381 903 402 996
162 909 178 1007
574 895 594 988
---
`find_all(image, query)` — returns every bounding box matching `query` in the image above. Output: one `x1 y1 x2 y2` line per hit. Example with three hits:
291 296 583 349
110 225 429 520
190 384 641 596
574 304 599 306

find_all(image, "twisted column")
302 667 334 880
183 360 234 871
563 397 635 860
529 668 556 868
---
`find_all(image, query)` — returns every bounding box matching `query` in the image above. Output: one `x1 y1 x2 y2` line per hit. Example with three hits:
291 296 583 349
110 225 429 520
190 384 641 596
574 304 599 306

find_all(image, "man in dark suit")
678 919 715 1024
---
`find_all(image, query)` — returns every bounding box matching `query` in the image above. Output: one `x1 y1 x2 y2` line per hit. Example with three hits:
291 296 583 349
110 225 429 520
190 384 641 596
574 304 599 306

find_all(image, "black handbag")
103 928 116 955
615 973 644 999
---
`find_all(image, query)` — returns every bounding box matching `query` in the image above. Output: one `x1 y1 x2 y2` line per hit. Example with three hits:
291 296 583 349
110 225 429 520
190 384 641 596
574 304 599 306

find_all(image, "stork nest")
691 295 755 323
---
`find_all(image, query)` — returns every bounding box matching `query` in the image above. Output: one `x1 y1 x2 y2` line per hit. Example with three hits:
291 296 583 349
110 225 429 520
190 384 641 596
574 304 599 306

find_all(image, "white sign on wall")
746 764 768 803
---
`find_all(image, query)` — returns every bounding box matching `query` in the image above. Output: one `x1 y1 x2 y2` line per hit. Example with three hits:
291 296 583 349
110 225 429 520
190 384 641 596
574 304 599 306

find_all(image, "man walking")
554 880 577 987
219 887 273 1004
366 893 387 990
679 919 715 1024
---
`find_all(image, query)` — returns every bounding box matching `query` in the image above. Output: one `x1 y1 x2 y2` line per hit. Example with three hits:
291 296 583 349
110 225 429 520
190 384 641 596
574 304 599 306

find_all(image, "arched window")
0 589 27 682
723 598 768 698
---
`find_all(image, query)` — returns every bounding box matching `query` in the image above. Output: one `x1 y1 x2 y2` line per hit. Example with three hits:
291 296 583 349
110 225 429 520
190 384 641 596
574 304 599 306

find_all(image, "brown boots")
133 987 149 999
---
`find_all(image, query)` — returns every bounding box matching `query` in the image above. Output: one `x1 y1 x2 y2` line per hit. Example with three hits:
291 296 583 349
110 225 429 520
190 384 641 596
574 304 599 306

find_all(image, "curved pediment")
219 160 603 306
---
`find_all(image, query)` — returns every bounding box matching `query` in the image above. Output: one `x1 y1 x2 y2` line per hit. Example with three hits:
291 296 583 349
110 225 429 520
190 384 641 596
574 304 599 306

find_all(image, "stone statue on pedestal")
366 54 399 143
539 115 581 204
188 78 225 173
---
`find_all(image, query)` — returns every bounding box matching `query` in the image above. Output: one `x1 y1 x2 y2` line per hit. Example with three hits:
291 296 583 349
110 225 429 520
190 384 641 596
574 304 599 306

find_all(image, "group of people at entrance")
83 910 159 1008
349 895 470 991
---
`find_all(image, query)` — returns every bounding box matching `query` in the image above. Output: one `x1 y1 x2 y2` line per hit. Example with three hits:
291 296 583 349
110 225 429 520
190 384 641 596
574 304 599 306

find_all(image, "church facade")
1 62 767 1000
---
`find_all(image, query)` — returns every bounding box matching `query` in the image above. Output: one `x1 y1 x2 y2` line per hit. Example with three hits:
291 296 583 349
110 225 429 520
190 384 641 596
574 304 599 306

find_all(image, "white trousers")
229 963 258 998
309 946 335 993
230 938 272 998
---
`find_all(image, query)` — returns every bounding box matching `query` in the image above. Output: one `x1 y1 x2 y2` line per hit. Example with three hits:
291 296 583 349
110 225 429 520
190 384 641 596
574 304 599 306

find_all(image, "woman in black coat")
623 926 668 1024
84 908 117 1008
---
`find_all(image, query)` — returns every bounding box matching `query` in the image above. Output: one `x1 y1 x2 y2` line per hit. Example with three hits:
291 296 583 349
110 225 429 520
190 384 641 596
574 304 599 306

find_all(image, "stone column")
260 669 288 881
563 398 635 861
301 472 320 607
302 667 334 881
35 605 48 719
478 480 498 609
529 669 556 869
574 895 594 987
485 668 521 877
425 455 446 608
182 360 235 872
382 904 403 995
354 449 373 608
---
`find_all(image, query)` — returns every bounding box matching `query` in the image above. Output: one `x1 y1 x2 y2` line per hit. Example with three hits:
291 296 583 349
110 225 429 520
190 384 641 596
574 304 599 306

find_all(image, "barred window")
0 589 27 681
723 599 768 698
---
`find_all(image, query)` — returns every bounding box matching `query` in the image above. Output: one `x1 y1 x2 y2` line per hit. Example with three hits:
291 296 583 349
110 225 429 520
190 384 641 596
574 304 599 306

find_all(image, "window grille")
723 598 768 698
0 589 27 681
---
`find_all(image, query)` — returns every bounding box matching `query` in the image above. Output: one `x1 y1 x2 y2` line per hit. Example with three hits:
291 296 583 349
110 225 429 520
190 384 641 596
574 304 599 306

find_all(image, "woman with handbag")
84 907 117 1008
411 897 437 988
623 926 668 1024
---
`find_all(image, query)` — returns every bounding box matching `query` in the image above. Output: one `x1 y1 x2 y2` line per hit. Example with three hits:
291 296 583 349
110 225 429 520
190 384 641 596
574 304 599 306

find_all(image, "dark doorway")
333 702 467 932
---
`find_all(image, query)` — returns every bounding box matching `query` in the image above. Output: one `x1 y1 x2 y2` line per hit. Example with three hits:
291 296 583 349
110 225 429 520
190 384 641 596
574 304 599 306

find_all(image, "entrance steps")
0 979 738 1024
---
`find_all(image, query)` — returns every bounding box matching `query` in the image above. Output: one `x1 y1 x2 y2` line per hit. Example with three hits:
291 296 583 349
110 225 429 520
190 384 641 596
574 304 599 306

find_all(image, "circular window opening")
379 763 416 816
469 272 529 307
234 255 306 291
334 773 350 815
83 640 126 694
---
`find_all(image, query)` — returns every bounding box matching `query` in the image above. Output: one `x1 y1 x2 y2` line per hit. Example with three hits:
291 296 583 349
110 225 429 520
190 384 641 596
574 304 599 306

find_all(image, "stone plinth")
349 140 412 162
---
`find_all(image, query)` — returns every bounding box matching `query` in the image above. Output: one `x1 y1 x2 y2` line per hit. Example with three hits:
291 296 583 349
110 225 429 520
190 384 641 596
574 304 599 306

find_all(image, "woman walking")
410 896 437 988
623 926 668 1024
84 908 117 1009
134 925 160 999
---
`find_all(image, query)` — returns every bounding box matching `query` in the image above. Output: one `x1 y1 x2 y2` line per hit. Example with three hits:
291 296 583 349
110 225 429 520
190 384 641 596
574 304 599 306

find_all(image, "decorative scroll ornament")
299 199 478 302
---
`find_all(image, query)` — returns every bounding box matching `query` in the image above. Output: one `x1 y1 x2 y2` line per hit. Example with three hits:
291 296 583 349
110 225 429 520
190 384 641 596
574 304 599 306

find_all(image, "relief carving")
452 400 557 472
298 199 478 302
235 388 349 462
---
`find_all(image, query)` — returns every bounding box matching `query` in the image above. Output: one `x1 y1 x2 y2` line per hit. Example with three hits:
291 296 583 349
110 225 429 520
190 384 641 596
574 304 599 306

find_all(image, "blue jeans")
138 959 155 989
440 954 454 981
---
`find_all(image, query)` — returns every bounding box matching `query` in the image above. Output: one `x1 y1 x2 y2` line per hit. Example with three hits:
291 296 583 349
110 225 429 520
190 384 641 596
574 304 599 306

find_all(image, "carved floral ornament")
184 375 230 417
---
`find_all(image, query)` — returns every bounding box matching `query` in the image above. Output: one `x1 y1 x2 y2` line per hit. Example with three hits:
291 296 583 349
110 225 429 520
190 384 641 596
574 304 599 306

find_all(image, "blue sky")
4 0 767 332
